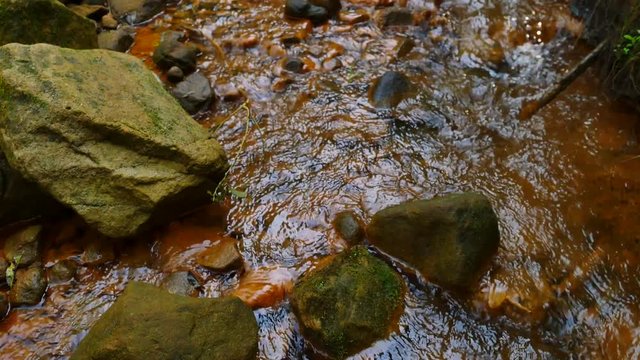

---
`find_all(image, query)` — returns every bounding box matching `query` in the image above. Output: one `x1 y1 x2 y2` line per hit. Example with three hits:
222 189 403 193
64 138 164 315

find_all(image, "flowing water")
2 0 640 358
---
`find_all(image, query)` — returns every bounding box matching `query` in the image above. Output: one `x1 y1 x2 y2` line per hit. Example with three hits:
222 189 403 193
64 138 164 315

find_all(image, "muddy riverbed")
2 0 640 358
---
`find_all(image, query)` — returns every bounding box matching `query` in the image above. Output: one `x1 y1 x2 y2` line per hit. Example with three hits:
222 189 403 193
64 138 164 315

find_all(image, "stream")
2 0 640 358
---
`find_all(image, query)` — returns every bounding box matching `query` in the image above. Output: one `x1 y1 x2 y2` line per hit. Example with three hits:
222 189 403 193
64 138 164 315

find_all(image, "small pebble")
167 66 184 83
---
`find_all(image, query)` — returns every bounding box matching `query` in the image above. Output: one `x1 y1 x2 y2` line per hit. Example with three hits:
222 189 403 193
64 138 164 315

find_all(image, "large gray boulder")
0 44 228 238
0 0 98 49
71 282 258 360
368 192 500 290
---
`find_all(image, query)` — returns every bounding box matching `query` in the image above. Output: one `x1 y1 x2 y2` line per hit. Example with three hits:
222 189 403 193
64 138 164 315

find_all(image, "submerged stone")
368 71 414 108
291 246 404 359
333 211 365 246
48 259 78 284
160 271 200 297
0 44 228 238
196 239 243 271
368 192 500 290
285 0 341 26
71 282 258 360
0 0 98 49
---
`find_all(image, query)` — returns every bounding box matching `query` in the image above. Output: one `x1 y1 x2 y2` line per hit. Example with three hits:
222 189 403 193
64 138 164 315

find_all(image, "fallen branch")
519 40 608 119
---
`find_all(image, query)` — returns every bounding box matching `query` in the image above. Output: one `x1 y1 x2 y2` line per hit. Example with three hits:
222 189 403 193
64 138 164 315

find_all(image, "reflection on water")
2 0 640 358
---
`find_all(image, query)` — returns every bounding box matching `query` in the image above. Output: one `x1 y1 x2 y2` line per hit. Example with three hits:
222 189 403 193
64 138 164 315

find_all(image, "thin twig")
519 40 608 119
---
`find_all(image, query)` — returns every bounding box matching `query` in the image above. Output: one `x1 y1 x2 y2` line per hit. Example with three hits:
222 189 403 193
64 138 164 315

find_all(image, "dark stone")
48 259 78 283
71 282 259 360
0 152 66 228
281 56 305 73
0 292 8 319
108 0 165 25
67 4 109 21
333 211 364 245
171 72 213 114
97 26 135 52
9 264 47 306
291 246 404 359
395 37 415 58
0 257 6 282
160 271 200 297
367 192 500 290
375 7 414 27
368 71 414 108
0 0 98 49
4 225 42 267
152 31 198 73
196 239 243 271
284 0 341 26
166 66 184 83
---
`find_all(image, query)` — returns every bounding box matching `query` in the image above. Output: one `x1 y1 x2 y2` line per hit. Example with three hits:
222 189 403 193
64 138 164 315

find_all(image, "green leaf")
6 255 22 288
229 188 248 198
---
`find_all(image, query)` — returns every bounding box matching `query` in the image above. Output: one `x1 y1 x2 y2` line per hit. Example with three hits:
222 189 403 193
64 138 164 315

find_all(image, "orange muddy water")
2 0 640 359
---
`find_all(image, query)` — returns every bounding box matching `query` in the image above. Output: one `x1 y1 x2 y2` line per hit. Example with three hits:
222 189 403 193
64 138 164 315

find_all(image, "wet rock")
375 7 414 27
0 44 228 238
281 56 305 73
291 246 404 359
68 4 109 21
160 271 200 297
4 225 42 267
97 26 135 52
152 31 198 73
0 0 98 49
71 282 258 360
339 11 370 25
0 151 66 228
101 13 119 29
48 259 78 283
196 239 243 271
368 71 414 108
285 0 341 26
108 0 165 25
171 72 213 114
166 66 184 83
333 211 364 245
215 83 243 101
0 292 8 319
9 265 47 306
395 37 415 58
368 192 500 290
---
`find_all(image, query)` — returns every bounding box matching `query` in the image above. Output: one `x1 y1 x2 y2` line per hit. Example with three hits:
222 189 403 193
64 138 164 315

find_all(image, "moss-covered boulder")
290 246 404 359
368 192 500 290
71 282 258 360
0 44 227 238
0 0 98 49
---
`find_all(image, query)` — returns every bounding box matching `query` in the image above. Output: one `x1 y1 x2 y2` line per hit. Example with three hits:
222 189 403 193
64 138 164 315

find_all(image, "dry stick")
519 40 608 119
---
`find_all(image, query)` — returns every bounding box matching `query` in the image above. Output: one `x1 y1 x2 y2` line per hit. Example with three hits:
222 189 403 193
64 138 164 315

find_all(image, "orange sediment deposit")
231 266 297 309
